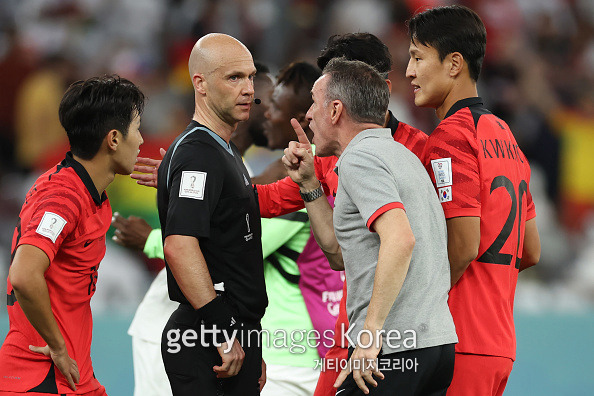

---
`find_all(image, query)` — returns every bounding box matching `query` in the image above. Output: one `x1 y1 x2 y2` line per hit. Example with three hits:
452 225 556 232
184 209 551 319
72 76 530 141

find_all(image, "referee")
157 34 267 396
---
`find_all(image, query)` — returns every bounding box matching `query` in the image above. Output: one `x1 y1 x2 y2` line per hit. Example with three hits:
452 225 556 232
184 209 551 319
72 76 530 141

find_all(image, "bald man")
156 34 267 396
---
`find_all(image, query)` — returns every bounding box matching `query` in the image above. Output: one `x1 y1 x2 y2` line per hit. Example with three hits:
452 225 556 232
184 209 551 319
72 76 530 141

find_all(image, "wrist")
363 321 383 333
298 178 321 192
299 181 324 202
197 296 239 333
48 340 67 354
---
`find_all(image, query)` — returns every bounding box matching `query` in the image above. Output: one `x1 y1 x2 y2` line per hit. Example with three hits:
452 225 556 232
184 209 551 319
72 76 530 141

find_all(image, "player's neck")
435 81 478 120
73 154 114 196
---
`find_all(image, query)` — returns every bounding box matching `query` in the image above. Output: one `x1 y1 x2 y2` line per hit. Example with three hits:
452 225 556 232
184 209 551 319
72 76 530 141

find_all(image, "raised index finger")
290 118 311 147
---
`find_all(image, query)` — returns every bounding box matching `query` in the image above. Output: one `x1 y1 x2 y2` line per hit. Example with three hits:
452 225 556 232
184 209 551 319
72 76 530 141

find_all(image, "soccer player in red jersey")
0 76 145 396
406 6 541 396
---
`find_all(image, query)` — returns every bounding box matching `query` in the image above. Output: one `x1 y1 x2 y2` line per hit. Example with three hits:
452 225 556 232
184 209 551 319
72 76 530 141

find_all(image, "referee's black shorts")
161 304 262 396
336 343 455 396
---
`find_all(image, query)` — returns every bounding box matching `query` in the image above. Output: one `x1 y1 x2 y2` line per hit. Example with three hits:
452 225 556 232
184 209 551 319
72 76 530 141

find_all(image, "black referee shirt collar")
62 152 107 205
386 110 400 137
444 97 484 119
188 120 234 155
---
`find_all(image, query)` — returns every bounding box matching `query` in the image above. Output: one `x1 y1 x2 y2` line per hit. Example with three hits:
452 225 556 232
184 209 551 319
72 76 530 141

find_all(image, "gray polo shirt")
334 128 457 354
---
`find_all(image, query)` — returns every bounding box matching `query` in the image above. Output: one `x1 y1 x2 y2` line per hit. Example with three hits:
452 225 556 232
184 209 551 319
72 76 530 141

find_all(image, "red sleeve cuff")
17 237 56 262
527 209 536 221
443 207 481 219
367 202 405 232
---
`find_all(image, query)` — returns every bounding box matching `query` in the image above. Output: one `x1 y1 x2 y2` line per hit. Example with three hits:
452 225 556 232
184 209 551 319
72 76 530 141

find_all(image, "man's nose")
405 60 415 78
244 78 255 95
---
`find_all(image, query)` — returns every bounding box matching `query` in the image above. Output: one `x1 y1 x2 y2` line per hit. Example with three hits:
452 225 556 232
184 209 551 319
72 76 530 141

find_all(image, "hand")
334 332 384 394
258 359 267 391
213 338 245 378
111 212 153 251
281 118 317 188
30 344 80 391
130 147 166 188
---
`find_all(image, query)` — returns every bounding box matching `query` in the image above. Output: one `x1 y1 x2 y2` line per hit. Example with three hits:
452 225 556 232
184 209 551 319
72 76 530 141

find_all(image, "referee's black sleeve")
164 141 224 240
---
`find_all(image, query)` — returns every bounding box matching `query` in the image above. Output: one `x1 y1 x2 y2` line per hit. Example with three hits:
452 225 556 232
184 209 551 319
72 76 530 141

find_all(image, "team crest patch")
431 158 452 188
36 212 67 243
179 171 207 200
438 186 452 203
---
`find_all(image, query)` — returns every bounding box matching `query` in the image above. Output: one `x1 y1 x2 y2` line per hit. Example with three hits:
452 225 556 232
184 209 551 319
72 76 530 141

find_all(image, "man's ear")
106 130 120 152
385 79 392 94
330 100 343 125
449 52 464 78
193 73 207 94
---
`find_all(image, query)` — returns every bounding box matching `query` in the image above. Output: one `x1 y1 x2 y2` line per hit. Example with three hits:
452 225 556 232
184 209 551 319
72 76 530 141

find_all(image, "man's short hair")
254 61 270 77
59 75 145 160
277 61 321 113
407 5 487 81
317 33 392 79
322 58 389 126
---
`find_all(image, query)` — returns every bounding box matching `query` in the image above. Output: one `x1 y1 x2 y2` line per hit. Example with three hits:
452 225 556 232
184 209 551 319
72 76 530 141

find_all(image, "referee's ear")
193 73 207 95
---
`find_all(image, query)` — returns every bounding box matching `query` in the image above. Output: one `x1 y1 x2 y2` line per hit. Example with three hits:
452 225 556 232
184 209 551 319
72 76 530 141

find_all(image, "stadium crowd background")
0 0 593 394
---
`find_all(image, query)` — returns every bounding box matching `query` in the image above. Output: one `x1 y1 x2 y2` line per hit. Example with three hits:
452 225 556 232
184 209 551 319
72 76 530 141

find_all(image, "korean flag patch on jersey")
431 158 452 188
36 212 67 243
179 171 207 200
438 186 452 203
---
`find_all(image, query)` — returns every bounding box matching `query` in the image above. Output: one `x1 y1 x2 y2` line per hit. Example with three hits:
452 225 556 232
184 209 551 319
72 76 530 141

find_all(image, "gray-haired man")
282 58 458 395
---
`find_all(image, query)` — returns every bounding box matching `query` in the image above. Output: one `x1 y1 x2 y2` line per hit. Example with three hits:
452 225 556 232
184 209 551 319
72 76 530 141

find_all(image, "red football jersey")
258 112 427 216
0 153 112 394
423 97 536 360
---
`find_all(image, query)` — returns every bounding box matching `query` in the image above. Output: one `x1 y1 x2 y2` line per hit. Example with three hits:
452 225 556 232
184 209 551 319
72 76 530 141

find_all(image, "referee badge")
431 158 452 188
179 171 206 200
36 212 67 243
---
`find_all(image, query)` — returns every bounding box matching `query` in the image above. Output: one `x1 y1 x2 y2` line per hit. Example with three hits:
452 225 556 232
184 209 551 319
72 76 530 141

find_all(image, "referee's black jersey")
157 120 267 323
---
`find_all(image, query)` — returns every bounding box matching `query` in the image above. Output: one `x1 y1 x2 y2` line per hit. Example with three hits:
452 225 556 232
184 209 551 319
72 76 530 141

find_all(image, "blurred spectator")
0 27 34 174
14 55 75 171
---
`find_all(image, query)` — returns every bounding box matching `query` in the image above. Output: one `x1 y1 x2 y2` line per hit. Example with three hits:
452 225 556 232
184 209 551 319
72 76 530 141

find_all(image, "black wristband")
197 296 239 344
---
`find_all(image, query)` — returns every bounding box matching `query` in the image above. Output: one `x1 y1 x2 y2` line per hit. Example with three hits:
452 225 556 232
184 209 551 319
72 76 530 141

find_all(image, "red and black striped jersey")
423 97 536 361
0 152 111 394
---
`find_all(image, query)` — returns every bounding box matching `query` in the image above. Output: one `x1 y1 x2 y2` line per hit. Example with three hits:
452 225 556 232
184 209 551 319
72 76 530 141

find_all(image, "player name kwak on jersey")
480 138 526 164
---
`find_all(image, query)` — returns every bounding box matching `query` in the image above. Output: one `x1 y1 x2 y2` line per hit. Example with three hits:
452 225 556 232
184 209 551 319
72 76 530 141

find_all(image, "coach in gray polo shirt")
282 58 457 396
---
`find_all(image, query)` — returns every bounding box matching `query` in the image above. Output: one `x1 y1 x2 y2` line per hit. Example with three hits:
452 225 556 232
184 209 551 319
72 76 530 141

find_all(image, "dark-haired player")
0 75 144 395
406 6 541 396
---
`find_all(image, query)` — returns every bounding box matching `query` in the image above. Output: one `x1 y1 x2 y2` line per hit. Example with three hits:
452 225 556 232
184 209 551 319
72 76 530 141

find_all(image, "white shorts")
260 364 320 396
131 337 172 396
